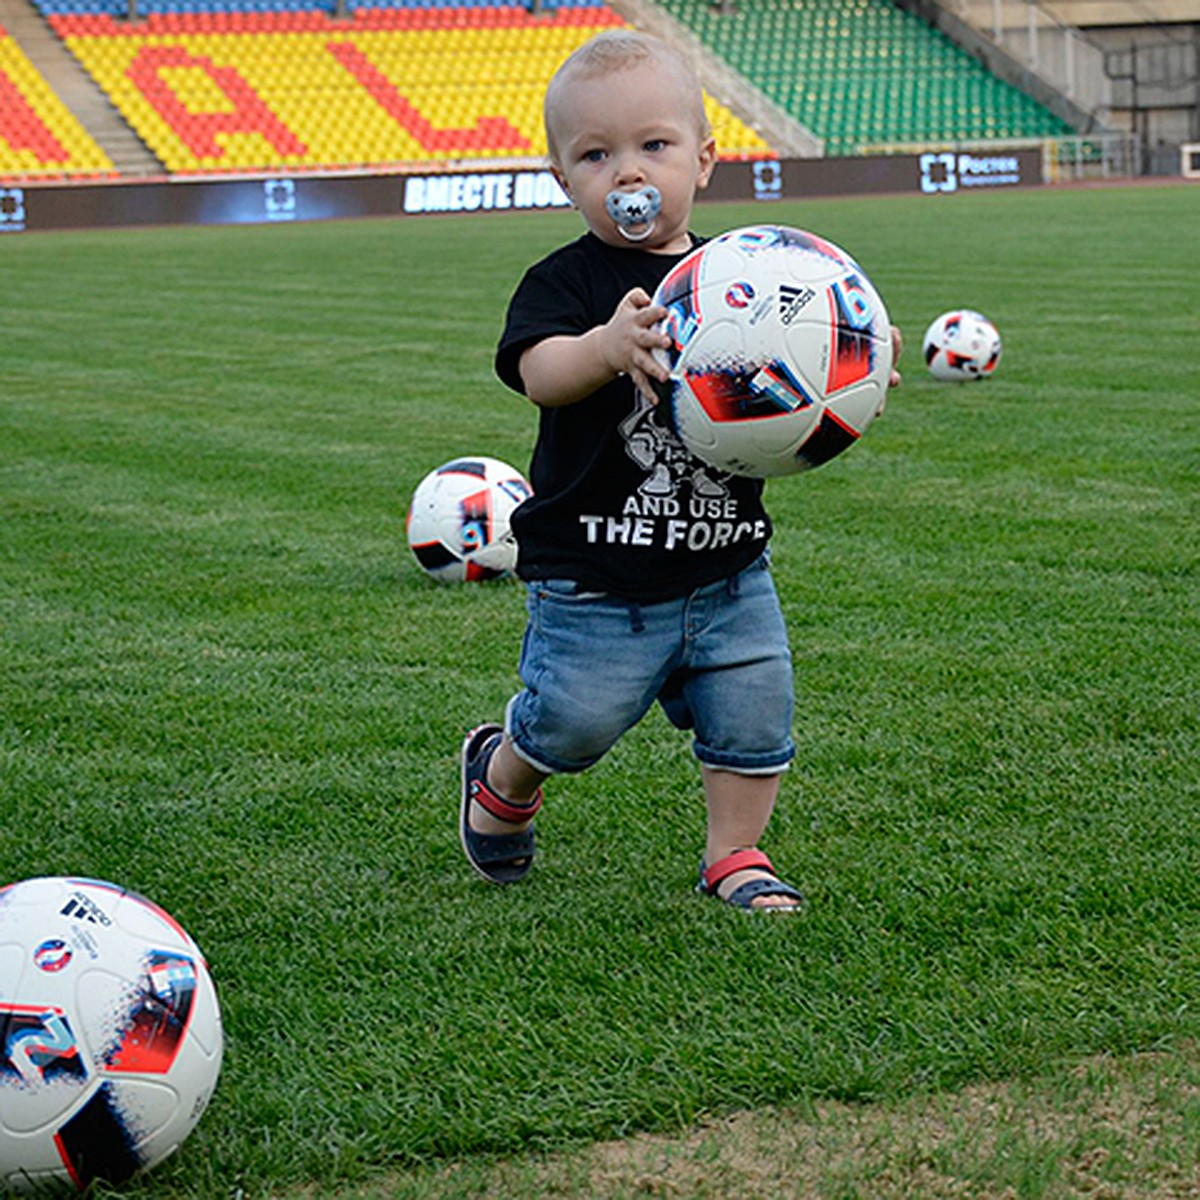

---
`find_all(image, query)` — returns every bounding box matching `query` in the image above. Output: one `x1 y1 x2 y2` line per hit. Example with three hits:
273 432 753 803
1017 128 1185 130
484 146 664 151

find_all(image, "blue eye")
583 149 606 163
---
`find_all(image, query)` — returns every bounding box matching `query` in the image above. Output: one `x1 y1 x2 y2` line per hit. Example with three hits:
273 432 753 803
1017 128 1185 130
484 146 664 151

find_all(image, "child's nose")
613 153 646 185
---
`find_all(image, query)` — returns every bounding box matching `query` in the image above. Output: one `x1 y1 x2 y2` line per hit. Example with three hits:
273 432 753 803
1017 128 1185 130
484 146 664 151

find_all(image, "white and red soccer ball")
406 456 531 583
0 877 222 1193
923 309 1002 381
651 225 893 477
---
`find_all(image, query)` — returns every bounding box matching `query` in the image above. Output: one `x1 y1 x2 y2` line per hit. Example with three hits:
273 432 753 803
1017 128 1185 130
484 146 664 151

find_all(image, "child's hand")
870 325 903 421
599 288 672 401
888 325 903 390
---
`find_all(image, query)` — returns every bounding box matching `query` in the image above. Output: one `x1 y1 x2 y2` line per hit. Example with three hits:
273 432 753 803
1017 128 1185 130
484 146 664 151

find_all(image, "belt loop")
628 602 645 633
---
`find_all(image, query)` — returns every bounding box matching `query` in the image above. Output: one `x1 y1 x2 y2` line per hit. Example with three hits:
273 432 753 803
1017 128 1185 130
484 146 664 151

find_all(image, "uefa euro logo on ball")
0 877 222 1193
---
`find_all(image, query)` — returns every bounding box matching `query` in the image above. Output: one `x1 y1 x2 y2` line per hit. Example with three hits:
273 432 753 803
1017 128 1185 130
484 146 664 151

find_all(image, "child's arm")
519 288 671 408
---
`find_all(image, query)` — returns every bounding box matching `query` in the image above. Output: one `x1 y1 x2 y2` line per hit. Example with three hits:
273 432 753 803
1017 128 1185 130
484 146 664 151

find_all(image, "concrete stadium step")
0 0 161 175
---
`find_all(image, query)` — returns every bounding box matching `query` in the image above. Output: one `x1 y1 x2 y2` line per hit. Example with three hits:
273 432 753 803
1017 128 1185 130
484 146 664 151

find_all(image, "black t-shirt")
495 232 771 603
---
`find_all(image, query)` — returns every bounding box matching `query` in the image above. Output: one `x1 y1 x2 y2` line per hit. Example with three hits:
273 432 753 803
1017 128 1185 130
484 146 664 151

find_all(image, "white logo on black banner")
921 152 1022 194
264 178 297 221
0 188 27 232
920 152 958 194
752 160 782 202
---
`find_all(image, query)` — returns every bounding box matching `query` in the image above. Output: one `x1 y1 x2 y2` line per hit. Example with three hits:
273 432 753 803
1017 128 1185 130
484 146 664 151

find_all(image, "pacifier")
605 186 662 242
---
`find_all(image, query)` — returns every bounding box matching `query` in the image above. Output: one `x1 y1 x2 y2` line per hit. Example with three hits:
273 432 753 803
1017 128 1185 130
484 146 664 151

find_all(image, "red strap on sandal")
700 848 774 893
470 778 543 825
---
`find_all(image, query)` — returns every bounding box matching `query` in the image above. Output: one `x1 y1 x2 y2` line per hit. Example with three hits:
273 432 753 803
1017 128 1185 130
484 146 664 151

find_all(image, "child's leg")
468 582 679 841
702 767 798 910
467 734 549 836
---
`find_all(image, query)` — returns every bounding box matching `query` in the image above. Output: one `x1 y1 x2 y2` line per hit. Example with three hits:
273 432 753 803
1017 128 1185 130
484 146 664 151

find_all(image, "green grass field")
1 182 1198 1198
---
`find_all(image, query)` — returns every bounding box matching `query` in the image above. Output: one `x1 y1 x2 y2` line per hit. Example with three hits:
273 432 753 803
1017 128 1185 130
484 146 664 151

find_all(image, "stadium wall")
0 148 1043 233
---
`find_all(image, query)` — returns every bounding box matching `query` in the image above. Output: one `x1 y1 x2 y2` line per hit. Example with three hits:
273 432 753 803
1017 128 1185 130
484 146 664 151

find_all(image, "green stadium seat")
651 0 1072 152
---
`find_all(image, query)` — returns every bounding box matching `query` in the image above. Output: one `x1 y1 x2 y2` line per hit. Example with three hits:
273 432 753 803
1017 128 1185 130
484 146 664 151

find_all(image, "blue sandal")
697 849 803 911
460 724 543 885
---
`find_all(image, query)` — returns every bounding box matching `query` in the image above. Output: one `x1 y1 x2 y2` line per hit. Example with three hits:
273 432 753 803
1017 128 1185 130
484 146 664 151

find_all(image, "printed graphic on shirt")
576 393 767 553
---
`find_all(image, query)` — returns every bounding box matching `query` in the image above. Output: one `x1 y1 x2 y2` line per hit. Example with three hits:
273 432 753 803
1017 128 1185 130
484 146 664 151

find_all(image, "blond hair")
544 30 711 164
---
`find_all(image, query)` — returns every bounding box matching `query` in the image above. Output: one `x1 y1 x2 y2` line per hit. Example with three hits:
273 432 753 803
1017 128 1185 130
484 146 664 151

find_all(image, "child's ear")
551 165 574 206
695 137 717 190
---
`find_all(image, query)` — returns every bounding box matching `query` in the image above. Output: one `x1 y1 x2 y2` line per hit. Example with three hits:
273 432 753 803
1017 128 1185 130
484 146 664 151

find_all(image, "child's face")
548 57 716 254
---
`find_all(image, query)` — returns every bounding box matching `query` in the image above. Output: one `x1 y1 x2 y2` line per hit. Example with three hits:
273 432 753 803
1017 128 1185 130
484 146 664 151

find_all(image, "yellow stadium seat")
47 5 768 175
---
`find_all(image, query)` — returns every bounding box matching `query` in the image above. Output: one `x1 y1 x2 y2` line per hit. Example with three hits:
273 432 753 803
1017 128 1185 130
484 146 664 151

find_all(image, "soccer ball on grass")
651 225 893 477
0 876 222 1193
922 309 1002 381
406 456 531 583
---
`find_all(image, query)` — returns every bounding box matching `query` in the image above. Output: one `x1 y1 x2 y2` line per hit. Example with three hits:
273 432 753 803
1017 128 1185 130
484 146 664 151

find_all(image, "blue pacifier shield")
605 186 662 240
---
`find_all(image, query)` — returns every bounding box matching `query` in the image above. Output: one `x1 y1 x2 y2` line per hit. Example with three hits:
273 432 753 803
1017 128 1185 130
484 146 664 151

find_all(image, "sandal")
460 724 543 885
697 848 803 912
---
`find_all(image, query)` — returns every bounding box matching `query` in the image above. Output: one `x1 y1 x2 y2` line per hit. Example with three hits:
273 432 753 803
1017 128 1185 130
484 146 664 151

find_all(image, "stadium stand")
37 2 771 174
3 0 1081 178
648 0 1074 154
0 17 113 175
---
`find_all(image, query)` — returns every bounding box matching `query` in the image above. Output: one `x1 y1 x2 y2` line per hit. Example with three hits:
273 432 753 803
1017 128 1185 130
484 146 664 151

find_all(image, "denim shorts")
505 554 795 776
